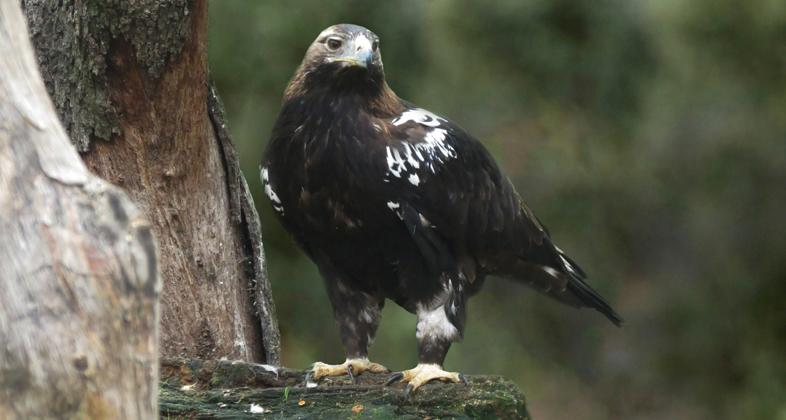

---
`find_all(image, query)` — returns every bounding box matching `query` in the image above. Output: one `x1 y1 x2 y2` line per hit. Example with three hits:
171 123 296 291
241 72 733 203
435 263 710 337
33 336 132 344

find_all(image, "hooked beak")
332 37 373 68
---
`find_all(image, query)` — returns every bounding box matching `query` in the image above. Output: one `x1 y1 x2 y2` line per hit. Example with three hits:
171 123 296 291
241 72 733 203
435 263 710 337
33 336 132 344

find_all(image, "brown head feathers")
283 24 402 117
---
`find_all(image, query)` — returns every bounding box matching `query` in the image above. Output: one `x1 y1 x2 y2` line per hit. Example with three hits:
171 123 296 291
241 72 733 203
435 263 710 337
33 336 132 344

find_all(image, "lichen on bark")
22 0 281 364
1 2 161 416
22 0 195 151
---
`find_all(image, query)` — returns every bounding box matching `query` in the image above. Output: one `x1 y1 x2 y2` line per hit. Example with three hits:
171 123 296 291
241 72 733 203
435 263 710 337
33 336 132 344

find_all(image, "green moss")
160 359 530 419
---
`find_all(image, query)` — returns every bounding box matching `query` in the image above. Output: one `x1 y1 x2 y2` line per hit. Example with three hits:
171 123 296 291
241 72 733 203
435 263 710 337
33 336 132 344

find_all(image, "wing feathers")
382 106 622 326
400 203 455 276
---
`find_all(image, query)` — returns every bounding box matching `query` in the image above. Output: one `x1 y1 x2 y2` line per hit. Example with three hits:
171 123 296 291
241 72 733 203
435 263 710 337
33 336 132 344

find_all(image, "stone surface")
160 358 529 419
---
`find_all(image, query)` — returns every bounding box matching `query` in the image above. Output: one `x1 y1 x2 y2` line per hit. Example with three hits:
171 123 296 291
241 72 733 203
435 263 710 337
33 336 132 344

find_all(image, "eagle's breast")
263 105 389 236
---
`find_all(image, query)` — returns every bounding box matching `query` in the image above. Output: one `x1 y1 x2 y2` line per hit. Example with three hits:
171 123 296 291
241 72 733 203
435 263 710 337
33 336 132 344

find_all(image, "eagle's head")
285 24 388 99
307 24 382 71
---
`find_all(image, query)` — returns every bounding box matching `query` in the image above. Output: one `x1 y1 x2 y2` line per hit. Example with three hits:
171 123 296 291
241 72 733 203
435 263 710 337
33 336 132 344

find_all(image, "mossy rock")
160 358 529 419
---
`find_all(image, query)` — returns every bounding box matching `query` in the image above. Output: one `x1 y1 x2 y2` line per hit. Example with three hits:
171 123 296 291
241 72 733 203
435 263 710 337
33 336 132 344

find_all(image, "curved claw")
303 371 315 387
404 383 414 398
346 364 356 384
387 364 463 393
459 373 468 386
385 372 404 386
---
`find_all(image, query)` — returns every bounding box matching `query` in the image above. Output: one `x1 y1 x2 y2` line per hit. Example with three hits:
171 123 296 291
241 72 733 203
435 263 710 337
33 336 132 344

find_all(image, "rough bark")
22 0 281 364
160 358 530 419
0 2 159 418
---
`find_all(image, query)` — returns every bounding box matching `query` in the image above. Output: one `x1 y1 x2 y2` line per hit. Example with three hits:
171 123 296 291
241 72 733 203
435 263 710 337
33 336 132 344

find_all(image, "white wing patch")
392 108 445 127
385 108 457 181
385 147 407 178
260 166 284 215
419 128 456 170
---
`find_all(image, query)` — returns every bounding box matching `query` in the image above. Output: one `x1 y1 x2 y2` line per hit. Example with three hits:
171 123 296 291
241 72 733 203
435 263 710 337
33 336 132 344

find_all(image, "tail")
504 242 624 327
558 250 623 327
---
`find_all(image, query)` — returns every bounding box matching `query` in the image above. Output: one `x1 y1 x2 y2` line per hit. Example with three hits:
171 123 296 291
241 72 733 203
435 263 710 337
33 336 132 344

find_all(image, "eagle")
262 24 622 392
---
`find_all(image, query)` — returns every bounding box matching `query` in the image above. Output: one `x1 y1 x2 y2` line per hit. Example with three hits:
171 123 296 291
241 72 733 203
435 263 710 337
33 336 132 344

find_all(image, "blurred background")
208 1 786 418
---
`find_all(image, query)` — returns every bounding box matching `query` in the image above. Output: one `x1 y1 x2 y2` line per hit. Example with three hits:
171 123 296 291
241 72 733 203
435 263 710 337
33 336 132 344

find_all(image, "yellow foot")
309 358 389 382
386 363 467 394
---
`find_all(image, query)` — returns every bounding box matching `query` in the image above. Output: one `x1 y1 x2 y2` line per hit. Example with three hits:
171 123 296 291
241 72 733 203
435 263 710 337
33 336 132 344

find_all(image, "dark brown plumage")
262 23 622 391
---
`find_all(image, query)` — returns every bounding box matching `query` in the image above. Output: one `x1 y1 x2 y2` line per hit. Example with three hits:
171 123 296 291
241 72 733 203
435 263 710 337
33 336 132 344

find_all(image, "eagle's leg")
309 279 388 381
388 299 467 393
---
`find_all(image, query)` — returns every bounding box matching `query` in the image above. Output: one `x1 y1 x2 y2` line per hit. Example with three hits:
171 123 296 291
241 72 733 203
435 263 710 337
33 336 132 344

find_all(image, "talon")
404 383 414 398
346 364 356 383
385 372 404 386
459 373 468 385
389 363 463 393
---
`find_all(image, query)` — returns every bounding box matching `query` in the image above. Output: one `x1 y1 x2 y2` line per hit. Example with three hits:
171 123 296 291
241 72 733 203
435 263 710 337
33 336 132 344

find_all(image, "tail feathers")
565 270 623 326
556 248 623 327
505 248 623 327
555 248 587 278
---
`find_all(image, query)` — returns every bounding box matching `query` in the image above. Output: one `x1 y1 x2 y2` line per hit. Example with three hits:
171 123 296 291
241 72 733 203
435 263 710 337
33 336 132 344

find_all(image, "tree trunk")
21 0 280 364
0 2 159 418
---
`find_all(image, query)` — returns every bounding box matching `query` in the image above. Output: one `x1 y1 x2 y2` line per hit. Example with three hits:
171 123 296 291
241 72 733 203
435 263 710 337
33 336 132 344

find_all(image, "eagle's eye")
326 37 343 51
372 40 379 51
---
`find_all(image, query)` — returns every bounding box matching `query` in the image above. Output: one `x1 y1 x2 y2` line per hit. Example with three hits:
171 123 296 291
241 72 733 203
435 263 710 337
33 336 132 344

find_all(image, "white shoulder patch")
384 128 456 179
392 108 445 128
384 109 458 181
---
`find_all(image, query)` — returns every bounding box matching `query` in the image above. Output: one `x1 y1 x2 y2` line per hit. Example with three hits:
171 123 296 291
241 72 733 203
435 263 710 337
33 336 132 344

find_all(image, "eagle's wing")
378 107 622 325
379 107 545 266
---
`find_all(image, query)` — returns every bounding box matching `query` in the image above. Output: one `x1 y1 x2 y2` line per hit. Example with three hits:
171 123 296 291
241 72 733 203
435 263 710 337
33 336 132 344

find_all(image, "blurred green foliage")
208 1 786 418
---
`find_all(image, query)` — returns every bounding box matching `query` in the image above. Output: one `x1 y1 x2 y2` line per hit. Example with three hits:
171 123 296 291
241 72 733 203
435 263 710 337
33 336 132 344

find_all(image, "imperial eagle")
262 24 622 392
